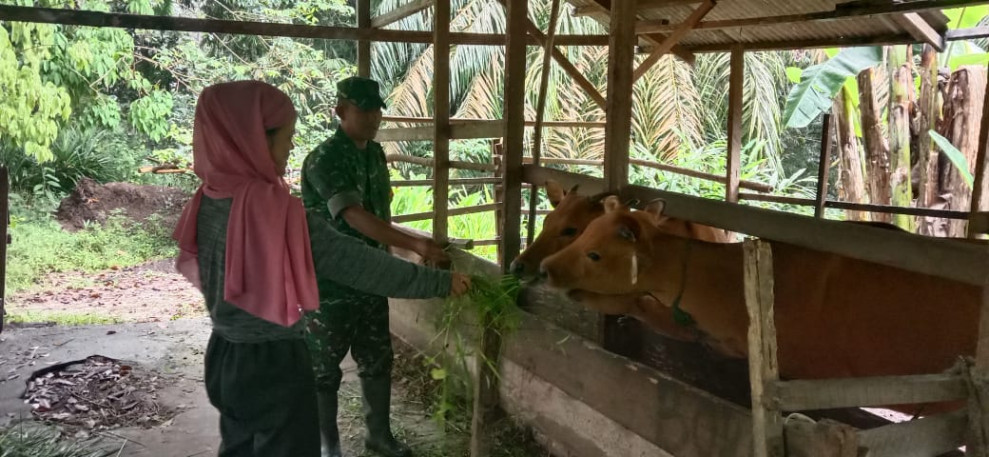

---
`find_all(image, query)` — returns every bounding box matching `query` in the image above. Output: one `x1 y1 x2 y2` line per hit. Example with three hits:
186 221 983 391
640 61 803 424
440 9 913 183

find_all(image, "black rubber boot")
317 392 344 457
360 376 412 457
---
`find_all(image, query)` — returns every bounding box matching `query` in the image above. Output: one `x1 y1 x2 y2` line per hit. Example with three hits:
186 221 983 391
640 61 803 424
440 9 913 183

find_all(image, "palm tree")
371 0 800 187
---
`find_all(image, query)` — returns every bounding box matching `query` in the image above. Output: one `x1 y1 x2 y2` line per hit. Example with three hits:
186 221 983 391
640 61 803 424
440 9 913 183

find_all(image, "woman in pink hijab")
173 80 469 457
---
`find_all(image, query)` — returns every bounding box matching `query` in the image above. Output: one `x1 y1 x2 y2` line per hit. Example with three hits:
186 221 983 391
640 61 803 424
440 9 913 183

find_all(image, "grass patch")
6 212 177 294
5 310 123 326
0 423 113 457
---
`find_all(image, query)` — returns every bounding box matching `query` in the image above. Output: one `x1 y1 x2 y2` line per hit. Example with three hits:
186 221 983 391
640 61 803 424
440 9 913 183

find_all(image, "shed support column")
432 0 450 241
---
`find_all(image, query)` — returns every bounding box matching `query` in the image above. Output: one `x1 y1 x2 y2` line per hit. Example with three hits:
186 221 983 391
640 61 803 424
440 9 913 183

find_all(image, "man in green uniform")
302 76 449 457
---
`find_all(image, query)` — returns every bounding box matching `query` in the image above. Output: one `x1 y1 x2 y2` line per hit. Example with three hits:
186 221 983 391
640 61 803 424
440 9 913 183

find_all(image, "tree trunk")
857 67 891 223
835 86 869 221
938 65 987 237
888 45 915 232
916 45 942 236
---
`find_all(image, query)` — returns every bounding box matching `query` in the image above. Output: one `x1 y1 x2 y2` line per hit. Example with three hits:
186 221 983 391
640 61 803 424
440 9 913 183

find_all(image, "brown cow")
539 199 980 415
510 180 732 278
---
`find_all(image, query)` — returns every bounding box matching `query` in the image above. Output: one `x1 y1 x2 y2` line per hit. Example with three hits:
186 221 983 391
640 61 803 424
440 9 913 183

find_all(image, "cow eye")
561 227 578 237
587 252 601 262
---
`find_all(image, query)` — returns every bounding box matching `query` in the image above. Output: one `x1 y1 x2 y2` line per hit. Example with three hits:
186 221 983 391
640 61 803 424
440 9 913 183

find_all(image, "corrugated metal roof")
567 0 953 52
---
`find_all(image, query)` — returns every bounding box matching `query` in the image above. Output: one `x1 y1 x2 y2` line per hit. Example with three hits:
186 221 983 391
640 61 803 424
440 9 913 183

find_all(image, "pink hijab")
172 80 319 327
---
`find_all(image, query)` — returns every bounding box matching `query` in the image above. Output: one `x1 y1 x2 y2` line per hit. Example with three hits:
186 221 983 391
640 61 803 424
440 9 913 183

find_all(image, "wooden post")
526 0 561 246
602 0 636 192
726 46 744 203
744 239 784 457
814 114 834 218
598 0 637 347
357 0 370 77
497 0 525 270
493 141 504 265
0 167 7 334
473 0 526 455
432 0 450 241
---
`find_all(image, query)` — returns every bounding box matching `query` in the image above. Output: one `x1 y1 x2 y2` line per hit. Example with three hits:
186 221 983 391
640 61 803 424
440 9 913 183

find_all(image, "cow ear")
545 180 566 208
644 198 667 216
602 195 623 214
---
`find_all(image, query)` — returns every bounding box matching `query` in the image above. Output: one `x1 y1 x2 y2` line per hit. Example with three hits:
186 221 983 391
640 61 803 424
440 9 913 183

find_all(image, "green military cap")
336 76 387 111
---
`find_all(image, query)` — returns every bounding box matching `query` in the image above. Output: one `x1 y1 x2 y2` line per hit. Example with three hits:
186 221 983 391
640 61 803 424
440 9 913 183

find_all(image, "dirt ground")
55 178 190 232
0 261 469 457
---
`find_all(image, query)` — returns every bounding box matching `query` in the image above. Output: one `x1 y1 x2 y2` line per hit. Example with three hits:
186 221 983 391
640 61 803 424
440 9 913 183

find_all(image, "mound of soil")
56 178 191 232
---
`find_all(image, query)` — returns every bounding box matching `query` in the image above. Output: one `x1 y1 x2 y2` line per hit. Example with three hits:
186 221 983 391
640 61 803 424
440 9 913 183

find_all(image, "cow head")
539 196 665 294
509 180 614 279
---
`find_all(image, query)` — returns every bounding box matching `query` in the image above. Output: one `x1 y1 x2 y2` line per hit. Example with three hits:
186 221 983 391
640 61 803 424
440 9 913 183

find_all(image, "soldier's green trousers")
304 295 393 394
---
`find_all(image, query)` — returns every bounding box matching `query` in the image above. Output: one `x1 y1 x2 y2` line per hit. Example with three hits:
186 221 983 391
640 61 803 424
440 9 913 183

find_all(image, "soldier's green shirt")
302 128 391 251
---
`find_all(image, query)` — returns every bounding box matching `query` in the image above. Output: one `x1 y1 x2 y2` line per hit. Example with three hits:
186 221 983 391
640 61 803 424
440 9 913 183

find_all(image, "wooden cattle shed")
8 0 989 455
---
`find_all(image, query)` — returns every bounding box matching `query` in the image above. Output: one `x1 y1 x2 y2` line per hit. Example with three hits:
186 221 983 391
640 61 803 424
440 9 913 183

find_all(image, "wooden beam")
740 192 976 220
387 153 497 172
357 0 371 77
432 0 450 241
638 0 973 35
632 0 715 82
744 239 784 457
0 5 608 46
726 46 744 203
392 203 501 223
891 12 946 52
382 116 606 129
814 114 834 218
527 0 562 247
948 26 989 41
574 3 696 64
603 0 637 192
687 33 920 53
376 121 504 141
494 0 607 110
391 177 502 187
370 0 432 29
771 373 968 411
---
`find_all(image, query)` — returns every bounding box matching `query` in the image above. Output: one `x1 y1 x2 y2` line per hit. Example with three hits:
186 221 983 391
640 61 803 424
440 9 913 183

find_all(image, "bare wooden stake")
814 114 834 218
743 239 784 457
432 0 450 241
726 47 744 203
